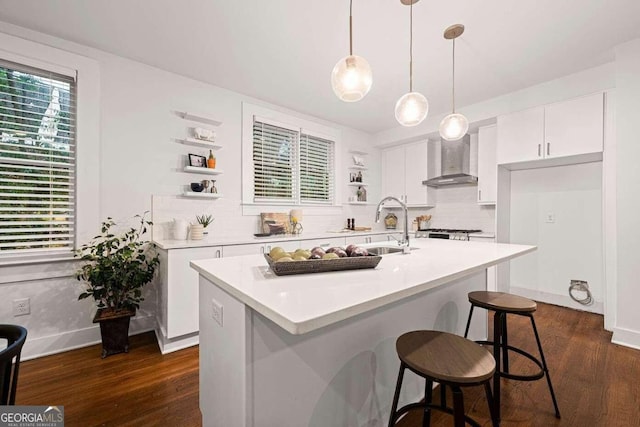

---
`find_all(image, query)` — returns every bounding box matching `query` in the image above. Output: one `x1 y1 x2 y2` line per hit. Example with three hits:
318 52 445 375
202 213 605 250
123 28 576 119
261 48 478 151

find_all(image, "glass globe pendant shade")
395 92 429 127
331 55 373 102
439 113 469 141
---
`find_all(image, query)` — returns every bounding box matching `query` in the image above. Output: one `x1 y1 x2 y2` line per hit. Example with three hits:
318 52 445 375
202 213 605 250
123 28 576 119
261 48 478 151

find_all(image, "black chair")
0 324 28 405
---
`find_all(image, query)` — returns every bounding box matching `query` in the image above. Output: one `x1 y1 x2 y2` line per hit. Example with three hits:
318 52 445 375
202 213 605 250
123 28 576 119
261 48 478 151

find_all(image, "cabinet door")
344 235 370 246
166 246 221 338
222 243 266 257
544 93 603 159
496 106 544 164
477 125 497 205
381 146 405 203
404 142 430 206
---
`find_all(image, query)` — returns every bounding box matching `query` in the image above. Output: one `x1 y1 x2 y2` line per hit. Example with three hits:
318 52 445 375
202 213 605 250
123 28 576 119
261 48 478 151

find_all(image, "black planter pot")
93 308 135 359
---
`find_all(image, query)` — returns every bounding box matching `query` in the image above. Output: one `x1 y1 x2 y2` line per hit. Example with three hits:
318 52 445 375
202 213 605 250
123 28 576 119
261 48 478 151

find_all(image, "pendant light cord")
349 0 353 56
452 37 455 113
409 1 413 92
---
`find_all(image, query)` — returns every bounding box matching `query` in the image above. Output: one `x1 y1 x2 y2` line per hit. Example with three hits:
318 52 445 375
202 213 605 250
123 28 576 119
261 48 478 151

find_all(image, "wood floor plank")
14 302 640 426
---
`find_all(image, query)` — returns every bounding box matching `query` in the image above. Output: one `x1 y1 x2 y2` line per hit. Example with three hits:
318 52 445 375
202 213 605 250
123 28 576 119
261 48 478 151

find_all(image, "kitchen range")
415 228 483 240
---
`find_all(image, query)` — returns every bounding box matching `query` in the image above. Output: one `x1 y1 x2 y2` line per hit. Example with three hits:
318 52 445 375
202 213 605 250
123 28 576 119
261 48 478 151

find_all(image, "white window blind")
252 117 335 205
0 59 76 258
300 133 334 204
252 119 298 203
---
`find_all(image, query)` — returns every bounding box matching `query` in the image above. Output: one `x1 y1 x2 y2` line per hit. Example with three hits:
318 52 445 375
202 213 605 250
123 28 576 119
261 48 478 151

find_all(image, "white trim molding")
612 326 640 351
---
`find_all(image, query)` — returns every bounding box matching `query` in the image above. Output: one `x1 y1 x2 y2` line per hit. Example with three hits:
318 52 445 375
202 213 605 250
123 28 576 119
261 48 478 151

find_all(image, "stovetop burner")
420 228 482 233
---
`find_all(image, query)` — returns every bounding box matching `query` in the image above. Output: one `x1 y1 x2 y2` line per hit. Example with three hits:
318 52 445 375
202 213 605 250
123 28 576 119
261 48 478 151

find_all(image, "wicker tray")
264 254 382 276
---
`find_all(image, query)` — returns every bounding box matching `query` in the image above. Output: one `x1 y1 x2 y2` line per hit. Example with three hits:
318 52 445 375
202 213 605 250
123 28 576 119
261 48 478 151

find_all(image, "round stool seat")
469 291 537 313
396 330 495 385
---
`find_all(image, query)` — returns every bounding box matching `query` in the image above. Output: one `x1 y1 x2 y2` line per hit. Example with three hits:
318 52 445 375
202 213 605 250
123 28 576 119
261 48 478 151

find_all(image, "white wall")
509 163 604 313
0 22 381 359
613 38 640 349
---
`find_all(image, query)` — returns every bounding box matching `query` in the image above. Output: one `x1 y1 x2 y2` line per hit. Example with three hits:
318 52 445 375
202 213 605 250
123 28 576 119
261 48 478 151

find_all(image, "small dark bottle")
346 218 352 229
350 218 355 230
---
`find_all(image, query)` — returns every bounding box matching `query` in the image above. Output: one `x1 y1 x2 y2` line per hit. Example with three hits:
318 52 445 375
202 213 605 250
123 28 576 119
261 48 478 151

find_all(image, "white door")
477 125 497 205
404 142 429 206
496 106 544 164
544 93 604 159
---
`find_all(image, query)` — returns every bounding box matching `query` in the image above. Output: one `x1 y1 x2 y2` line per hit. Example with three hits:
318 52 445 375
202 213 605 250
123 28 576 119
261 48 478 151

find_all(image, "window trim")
241 102 342 215
0 32 100 266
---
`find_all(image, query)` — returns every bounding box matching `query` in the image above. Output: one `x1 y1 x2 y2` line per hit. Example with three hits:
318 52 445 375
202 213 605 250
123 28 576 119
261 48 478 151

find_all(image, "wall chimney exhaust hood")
422 134 478 187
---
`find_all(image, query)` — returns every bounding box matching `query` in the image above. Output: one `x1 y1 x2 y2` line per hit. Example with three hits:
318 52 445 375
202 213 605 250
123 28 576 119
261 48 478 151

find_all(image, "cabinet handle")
547 143 550 156
260 246 264 254
479 189 482 201
267 245 271 252
404 195 408 203
216 250 221 258
538 144 541 157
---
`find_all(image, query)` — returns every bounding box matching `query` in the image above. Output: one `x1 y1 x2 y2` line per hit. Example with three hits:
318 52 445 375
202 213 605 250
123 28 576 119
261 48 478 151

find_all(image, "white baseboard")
21 313 156 361
154 320 199 354
510 286 604 314
612 327 640 350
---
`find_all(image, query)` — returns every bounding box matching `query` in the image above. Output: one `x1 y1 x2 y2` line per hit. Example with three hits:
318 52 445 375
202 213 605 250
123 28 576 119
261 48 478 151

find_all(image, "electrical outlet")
545 212 555 223
13 298 30 316
211 299 223 326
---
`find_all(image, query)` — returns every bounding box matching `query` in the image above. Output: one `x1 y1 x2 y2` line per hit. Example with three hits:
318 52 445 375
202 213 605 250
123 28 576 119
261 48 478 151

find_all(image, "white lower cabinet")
300 237 345 249
158 245 222 343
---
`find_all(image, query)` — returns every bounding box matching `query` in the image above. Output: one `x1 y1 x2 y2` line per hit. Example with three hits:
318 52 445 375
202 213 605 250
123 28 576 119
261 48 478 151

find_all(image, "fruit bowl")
263 253 382 276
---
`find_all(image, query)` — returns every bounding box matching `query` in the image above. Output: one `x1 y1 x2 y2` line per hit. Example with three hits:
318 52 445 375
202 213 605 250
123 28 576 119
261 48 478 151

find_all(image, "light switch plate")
211 298 223 326
545 213 555 223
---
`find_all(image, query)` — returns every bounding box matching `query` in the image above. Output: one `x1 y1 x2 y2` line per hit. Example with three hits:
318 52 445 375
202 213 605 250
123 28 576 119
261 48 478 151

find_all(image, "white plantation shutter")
299 133 334 204
252 118 298 202
0 59 76 257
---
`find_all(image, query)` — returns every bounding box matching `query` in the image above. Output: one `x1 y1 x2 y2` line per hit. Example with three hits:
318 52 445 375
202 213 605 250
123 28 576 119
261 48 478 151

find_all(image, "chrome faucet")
375 196 410 254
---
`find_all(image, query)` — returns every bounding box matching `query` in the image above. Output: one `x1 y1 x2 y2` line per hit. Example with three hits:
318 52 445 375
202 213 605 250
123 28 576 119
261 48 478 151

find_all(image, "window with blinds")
0 59 76 258
299 133 334 203
252 118 335 205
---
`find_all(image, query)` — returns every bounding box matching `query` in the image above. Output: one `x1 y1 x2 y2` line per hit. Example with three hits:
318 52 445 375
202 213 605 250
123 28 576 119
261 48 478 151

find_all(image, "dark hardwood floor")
16 302 640 426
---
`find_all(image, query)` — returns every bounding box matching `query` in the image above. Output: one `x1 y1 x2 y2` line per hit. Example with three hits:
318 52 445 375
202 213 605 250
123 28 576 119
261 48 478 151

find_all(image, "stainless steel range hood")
422 134 478 187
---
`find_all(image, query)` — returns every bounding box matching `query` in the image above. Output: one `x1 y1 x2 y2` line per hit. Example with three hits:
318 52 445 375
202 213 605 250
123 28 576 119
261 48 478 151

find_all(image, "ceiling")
1 0 639 133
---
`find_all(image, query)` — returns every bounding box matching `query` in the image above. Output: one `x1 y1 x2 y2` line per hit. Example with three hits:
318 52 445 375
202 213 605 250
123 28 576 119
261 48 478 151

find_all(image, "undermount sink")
367 246 418 255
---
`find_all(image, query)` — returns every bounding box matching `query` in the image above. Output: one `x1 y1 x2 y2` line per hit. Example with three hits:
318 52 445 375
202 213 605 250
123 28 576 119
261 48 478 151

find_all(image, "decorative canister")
189 224 204 240
384 213 398 229
172 219 190 240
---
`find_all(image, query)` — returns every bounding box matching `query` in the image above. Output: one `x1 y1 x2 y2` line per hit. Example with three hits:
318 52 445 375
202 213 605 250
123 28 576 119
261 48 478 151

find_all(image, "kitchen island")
191 238 535 427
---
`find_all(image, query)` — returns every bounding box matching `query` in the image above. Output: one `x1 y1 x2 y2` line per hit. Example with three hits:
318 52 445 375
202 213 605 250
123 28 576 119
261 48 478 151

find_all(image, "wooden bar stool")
463 291 561 420
388 330 498 427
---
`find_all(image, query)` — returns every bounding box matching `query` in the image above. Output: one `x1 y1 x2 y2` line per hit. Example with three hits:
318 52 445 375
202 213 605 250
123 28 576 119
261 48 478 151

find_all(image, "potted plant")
75 213 160 358
196 214 214 235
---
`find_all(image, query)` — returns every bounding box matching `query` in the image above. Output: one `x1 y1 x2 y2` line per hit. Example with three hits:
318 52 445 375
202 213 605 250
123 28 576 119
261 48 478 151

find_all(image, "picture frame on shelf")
188 153 207 168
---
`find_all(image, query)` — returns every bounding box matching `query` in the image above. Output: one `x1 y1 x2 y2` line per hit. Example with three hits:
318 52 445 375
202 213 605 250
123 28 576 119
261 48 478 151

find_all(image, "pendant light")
395 0 428 127
331 0 372 102
439 24 469 141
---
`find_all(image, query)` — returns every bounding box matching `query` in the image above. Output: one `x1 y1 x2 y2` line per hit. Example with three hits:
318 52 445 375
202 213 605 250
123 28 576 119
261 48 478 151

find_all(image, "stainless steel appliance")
415 228 482 241
422 134 478 187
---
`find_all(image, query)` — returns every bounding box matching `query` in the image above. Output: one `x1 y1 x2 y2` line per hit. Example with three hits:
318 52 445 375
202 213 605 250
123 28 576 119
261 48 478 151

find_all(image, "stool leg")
423 379 433 427
440 383 446 409
528 314 561 419
464 305 475 338
501 312 509 374
493 311 503 422
451 386 465 427
388 362 406 427
484 381 499 427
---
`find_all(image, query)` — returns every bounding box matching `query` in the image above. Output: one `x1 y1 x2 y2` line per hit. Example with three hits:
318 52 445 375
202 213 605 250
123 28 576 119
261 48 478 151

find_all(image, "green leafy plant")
75 212 160 312
196 214 214 228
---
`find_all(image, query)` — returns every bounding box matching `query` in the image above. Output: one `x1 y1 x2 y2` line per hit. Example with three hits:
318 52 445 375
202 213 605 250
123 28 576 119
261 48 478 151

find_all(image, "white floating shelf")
175 137 222 150
183 166 224 175
348 165 368 170
346 201 370 205
178 111 222 127
182 192 223 199
347 183 368 187
348 150 369 155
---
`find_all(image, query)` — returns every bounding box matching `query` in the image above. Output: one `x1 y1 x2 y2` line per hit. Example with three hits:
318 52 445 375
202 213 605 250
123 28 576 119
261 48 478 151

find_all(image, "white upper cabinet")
496 106 544 164
544 93 604 158
477 125 497 205
381 141 434 207
497 93 604 166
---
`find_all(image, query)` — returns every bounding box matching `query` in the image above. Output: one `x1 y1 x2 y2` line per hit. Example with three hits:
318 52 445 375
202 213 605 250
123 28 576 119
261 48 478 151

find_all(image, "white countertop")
154 229 402 250
190 239 534 335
